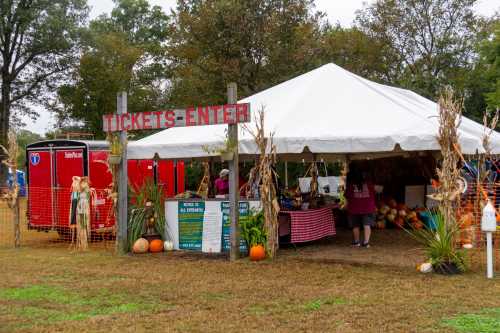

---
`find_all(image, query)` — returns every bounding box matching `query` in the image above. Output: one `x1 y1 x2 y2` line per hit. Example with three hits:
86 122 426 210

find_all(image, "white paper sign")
202 201 223 253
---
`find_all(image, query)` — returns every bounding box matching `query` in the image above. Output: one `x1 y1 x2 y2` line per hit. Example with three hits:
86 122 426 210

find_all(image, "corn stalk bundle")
76 177 92 250
0 131 20 247
245 108 280 258
197 162 210 199
436 89 463 231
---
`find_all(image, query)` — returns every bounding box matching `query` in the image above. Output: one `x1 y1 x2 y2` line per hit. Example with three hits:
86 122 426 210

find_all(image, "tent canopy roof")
128 63 500 160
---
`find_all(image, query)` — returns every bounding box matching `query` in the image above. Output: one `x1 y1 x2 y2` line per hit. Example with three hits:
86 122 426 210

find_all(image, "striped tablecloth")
280 206 336 243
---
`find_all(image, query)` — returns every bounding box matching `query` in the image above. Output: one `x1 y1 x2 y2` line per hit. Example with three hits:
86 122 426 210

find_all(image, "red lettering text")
153 111 163 128
211 105 221 124
236 104 249 123
164 110 175 127
143 112 152 129
186 107 195 126
197 106 209 125
121 114 131 130
131 113 140 130
103 114 113 131
223 104 234 124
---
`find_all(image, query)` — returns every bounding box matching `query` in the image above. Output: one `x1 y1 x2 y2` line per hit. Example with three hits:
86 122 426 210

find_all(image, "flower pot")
108 154 122 165
433 262 462 275
220 151 234 161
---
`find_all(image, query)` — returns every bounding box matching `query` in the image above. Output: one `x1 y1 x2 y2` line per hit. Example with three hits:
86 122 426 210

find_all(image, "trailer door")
54 149 84 228
27 150 53 227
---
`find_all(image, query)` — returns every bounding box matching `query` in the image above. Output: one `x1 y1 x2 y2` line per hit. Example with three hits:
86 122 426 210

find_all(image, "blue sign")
30 153 40 166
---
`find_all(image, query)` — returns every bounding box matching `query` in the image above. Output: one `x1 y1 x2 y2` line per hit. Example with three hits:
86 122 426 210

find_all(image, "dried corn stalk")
436 89 463 230
197 162 210 199
0 131 20 247
245 108 280 258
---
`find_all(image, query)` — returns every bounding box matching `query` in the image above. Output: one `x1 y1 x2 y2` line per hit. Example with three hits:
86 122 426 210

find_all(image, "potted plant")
405 209 466 275
202 131 237 161
128 178 168 251
108 134 122 165
241 209 267 261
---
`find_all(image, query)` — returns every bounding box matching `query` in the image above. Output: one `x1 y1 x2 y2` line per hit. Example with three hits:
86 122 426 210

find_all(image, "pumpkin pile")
133 238 174 254
375 199 424 229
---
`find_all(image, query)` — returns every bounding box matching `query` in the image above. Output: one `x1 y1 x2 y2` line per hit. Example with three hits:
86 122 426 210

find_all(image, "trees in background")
166 0 326 106
0 0 88 178
54 0 170 137
0 0 497 139
355 0 480 99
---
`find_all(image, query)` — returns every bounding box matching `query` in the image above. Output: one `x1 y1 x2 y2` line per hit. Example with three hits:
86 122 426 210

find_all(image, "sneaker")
351 241 361 247
362 242 370 248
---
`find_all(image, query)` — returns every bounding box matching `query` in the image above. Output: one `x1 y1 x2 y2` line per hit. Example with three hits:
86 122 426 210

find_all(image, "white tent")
128 63 500 159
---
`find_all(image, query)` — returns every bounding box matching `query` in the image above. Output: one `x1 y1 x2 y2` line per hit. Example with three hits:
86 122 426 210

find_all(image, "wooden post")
227 83 239 261
117 92 128 254
284 161 288 190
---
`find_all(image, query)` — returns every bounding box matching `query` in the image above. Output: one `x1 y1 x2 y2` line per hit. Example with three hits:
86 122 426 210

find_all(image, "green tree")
54 0 170 138
16 129 42 169
0 0 88 179
356 0 481 100
167 0 326 106
318 25 395 83
480 21 500 111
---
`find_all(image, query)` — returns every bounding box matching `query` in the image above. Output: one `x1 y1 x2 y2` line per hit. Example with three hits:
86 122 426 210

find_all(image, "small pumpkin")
164 240 174 251
249 244 266 261
133 238 149 254
394 217 405 228
149 239 163 253
412 220 423 229
376 220 386 229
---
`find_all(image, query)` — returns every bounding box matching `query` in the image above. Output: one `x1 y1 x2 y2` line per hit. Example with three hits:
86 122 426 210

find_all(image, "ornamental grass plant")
406 209 467 274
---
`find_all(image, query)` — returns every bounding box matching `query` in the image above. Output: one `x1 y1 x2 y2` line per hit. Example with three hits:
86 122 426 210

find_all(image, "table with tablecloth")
278 206 336 244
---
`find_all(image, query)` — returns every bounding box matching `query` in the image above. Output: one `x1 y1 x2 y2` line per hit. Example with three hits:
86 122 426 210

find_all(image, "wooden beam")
227 83 239 261
117 92 128 254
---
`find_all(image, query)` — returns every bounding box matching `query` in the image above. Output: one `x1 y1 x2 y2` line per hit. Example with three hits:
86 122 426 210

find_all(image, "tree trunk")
0 78 11 185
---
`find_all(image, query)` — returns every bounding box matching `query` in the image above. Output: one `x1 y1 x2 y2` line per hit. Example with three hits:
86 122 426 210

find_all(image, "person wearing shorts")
345 166 376 248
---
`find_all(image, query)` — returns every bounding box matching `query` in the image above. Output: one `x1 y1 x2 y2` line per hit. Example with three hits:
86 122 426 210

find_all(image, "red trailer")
26 140 184 235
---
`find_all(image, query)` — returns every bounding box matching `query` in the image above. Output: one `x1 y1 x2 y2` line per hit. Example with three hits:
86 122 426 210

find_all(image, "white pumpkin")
419 262 433 273
164 240 174 251
132 238 149 254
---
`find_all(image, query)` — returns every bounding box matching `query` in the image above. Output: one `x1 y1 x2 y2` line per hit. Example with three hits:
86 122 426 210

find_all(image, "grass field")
1 242 500 332
1 201 500 332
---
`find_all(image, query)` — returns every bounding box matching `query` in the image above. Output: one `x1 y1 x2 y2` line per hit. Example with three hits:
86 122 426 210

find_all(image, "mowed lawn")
0 244 500 333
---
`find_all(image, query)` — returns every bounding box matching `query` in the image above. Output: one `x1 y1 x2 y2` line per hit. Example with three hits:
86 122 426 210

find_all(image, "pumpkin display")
149 239 164 253
164 240 174 251
249 244 266 261
132 238 149 254
412 220 423 229
393 217 405 228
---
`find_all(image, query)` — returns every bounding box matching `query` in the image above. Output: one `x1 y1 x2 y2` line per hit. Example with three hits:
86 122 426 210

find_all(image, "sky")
23 0 500 135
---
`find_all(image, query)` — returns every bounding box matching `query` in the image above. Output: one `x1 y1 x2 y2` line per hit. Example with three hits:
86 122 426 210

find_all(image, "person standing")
214 169 230 196
345 166 376 248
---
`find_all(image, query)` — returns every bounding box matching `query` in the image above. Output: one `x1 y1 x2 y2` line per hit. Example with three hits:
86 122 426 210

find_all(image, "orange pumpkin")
496 213 500 223
149 239 164 253
413 220 424 229
249 245 266 261
394 217 404 228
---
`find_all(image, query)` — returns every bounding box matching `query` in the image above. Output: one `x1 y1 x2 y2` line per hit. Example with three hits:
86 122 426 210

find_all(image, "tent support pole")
117 92 128 255
284 161 288 190
228 83 240 261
